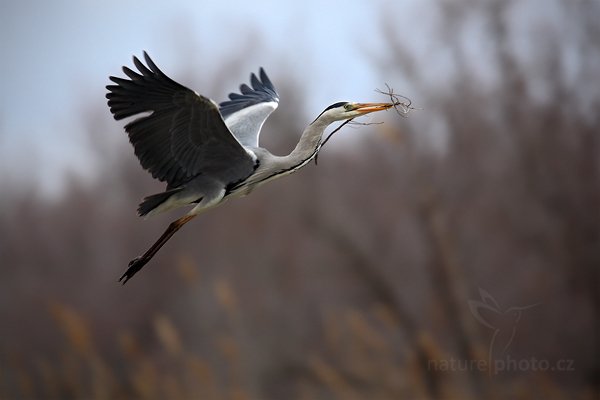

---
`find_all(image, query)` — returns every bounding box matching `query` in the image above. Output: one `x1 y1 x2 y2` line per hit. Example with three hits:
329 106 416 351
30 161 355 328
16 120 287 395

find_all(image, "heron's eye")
344 103 353 111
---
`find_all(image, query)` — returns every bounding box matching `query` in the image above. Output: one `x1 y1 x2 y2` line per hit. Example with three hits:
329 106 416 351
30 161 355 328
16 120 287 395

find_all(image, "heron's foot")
119 256 148 285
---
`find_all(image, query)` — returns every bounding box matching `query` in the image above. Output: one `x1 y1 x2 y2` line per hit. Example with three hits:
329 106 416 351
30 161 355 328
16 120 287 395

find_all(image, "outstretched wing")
106 52 256 189
219 68 279 148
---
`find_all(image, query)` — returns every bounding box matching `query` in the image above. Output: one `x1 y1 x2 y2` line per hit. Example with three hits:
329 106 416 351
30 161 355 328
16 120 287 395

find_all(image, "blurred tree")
0 0 598 398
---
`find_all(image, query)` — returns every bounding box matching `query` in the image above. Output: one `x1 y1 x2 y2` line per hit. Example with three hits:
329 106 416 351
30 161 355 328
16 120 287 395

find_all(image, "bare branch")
347 120 384 127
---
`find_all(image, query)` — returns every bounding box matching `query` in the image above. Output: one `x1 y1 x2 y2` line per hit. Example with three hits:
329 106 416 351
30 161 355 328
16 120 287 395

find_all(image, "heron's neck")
288 118 329 164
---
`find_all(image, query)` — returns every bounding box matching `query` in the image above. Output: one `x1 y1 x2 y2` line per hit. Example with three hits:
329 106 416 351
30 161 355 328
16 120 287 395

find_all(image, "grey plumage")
106 52 393 284
107 52 256 191
218 68 280 148
219 68 279 119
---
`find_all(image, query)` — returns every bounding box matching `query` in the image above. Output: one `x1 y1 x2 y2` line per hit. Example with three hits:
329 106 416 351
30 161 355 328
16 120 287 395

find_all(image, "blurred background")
0 0 598 399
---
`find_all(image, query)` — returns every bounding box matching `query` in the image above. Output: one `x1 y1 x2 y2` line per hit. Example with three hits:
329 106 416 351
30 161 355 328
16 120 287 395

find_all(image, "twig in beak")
314 85 417 166
375 83 420 117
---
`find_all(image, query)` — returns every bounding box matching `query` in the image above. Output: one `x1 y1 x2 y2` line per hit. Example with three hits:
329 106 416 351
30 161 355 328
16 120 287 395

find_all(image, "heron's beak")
353 103 394 114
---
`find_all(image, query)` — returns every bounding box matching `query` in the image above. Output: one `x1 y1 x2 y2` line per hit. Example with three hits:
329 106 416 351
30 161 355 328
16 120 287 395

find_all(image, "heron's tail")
138 188 184 217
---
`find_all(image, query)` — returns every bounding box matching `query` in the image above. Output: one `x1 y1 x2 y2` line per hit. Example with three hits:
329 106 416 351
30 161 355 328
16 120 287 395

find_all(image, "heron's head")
313 101 394 124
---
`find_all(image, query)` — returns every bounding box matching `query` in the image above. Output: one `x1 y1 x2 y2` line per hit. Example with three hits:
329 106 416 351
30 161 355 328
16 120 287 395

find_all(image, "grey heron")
107 52 394 284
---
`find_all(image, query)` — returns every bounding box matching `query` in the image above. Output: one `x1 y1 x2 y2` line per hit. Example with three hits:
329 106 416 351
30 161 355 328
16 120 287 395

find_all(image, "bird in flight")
106 52 394 284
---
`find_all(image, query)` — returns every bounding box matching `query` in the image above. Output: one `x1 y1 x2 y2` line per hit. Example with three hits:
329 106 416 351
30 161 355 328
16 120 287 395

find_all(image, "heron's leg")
119 214 195 284
119 184 226 285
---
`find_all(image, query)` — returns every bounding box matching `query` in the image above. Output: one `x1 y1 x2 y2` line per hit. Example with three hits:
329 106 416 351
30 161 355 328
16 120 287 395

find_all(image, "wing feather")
106 52 255 188
218 67 280 147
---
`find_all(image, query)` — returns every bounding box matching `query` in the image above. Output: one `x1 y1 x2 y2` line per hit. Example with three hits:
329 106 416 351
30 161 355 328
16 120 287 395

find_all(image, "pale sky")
1 0 431 195
0 0 562 196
